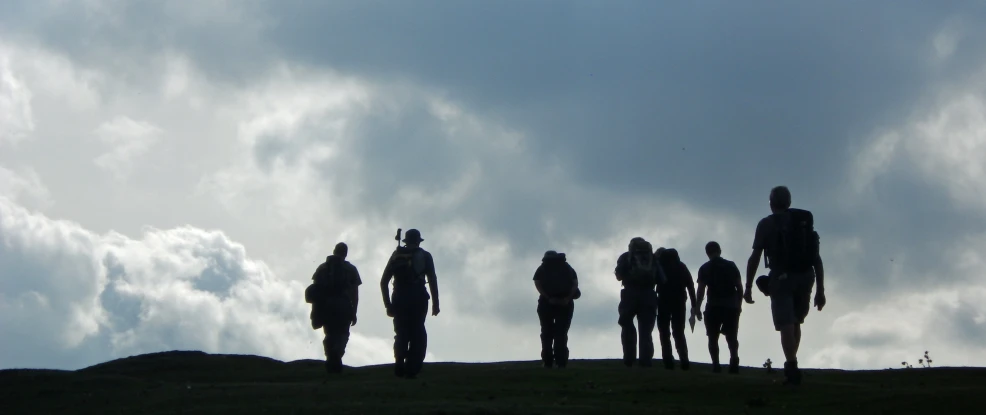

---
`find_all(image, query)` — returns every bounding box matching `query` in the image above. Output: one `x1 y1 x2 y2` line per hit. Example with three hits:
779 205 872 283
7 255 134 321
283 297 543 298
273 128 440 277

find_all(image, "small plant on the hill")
919 351 933 368
901 361 913 369
763 358 774 373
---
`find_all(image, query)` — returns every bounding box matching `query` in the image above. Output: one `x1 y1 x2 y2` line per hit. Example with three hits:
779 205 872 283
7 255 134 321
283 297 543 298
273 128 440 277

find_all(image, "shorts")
703 306 740 337
768 268 815 330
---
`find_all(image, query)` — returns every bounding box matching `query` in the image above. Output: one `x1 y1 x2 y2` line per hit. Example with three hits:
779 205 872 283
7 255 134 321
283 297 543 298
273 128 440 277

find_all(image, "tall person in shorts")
744 186 826 386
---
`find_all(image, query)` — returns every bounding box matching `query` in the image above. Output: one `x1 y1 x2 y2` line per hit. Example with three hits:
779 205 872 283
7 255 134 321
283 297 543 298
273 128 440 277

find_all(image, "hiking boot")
542 360 553 369
783 361 801 386
680 360 691 371
712 363 722 373
728 357 740 374
639 359 653 368
623 358 635 368
394 359 406 378
663 360 675 370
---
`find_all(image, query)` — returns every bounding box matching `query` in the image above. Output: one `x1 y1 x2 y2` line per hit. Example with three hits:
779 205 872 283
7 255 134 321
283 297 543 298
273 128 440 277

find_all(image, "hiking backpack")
390 246 426 288
627 240 657 286
312 257 349 300
768 208 820 273
539 253 576 298
658 249 686 296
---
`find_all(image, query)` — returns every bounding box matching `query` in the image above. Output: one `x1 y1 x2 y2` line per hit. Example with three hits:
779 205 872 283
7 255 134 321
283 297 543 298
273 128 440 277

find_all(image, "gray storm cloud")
1 0 986 370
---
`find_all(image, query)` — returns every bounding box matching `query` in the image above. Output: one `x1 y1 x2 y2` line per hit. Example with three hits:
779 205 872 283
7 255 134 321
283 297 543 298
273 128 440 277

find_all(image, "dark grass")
2 350 984 414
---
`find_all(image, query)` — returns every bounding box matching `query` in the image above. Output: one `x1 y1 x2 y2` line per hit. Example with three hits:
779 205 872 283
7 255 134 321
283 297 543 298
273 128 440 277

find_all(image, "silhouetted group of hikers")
305 185 826 386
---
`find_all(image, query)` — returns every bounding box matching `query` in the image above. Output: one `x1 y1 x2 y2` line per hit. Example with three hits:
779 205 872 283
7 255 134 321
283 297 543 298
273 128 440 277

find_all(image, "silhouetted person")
533 250 580 368
744 186 826 386
307 242 361 373
696 241 743 373
655 247 697 370
380 229 440 379
614 237 666 367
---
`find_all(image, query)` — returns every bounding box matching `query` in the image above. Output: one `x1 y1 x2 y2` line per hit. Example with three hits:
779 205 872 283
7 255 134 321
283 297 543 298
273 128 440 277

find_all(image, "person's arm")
745 250 762 304
683 264 697 308
731 262 744 303
565 265 579 302
350 265 361 325
426 252 440 316
380 256 394 316
813 255 826 310
614 253 628 281
745 219 767 304
695 265 707 310
533 266 547 296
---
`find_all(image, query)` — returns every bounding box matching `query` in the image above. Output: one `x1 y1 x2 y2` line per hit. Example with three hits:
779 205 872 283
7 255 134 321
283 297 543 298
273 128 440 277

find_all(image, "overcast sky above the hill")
3 0 986 371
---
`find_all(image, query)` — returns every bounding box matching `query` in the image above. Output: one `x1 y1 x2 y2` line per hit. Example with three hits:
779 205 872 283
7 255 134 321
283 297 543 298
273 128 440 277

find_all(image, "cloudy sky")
2 0 986 372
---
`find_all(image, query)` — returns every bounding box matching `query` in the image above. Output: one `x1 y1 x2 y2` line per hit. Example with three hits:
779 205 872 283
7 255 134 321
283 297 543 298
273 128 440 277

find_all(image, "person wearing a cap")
380 228 440 379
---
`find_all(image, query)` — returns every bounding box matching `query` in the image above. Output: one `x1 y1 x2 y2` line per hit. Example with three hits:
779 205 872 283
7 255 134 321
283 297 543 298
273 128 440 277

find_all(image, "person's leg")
671 300 689 370
392 307 409 378
656 303 673 369
555 303 575 367
405 299 429 378
770 272 802 385
792 271 815 359
794 325 802 355
704 308 722 372
785 271 815 384
724 309 741 374
618 290 638 367
537 299 555 368
331 302 354 372
638 291 658 367
321 326 335 373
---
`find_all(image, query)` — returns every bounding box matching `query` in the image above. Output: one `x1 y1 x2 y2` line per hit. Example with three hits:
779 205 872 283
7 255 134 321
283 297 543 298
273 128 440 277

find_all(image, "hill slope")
1 351 983 414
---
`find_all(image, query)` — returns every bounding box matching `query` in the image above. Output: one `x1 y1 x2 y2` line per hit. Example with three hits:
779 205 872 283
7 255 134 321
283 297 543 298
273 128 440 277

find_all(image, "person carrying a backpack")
533 250 580 368
655 247 697 370
380 229 441 379
305 242 362 373
695 241 743 374
744 186 826 386
614 237 666 367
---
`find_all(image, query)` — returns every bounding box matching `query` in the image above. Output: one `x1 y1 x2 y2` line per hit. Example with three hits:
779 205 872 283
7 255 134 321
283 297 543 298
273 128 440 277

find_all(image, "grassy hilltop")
1 351 984 415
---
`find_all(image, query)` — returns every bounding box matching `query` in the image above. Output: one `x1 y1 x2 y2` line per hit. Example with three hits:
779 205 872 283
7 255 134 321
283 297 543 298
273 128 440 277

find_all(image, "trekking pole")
395 228 402 248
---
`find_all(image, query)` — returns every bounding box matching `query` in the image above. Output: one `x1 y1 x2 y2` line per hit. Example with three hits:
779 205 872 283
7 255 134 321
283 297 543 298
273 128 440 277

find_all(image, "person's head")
629 237 651 255
659 247 680 266
705 241 721 259
769 185 792 213
333 242 348 259
402 229 424 247
654 246 666 260
542 250 566 263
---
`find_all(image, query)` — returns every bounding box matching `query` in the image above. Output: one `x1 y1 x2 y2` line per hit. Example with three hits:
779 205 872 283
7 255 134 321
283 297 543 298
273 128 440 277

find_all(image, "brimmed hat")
402 229 424 243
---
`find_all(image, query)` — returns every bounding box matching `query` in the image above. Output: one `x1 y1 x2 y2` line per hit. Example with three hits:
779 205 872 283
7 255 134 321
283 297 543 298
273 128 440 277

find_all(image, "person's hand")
692 307 702 321
351 315 358 326
432 303 441 316
386 306 394 318
744 287 755 304
814 290 826 311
